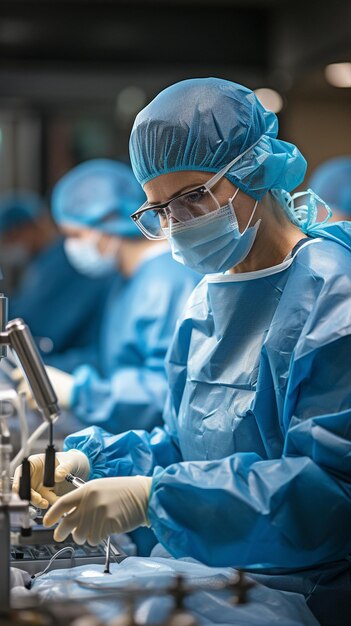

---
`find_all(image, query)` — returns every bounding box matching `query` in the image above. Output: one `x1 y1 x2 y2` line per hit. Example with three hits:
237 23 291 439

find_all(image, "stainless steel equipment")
0 318 59 422
0 293 8 358
0 294 61 615
10 527 126 576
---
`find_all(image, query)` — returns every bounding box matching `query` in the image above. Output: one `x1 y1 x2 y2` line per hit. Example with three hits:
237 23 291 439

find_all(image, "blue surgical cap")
129 78 307 200
0 191 44 233
52 159 146 238
309 156 351 216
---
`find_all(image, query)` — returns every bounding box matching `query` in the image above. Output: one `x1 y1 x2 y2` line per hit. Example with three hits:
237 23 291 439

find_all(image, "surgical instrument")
65 473 86 489
0 297 60 614
65 473 113 572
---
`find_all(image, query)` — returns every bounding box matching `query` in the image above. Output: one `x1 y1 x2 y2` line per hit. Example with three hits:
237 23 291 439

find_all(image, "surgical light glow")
254 88 283 113
325 62 351 88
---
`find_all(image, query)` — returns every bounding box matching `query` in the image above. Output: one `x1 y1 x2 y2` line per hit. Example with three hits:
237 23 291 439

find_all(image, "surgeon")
0 191 43 294
15 159 200 435
0 190 113 372
14 79 351 626
309 155 351 221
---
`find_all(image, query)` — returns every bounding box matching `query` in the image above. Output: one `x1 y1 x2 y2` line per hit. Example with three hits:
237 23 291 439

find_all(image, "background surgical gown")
65 225 351 626
70 250 200 434
9 237 115 372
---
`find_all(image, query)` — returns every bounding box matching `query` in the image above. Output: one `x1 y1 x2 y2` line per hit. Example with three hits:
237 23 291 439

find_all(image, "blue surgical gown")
65 224 351 626
70 251 200 434
9 238 115 372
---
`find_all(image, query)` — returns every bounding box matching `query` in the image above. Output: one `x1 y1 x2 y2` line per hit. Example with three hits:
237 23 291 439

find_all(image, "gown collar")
206 238 323 283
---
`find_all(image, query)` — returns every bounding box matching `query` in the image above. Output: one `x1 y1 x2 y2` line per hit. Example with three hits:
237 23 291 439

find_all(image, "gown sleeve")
147 287 351 569
64 418 182 479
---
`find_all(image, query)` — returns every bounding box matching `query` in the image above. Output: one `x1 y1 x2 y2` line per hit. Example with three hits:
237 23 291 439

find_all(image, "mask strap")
230 188 259 233
229 188 240 203
246 201 259 230
241 200 261 235
292 189 332 227
206 136 263 190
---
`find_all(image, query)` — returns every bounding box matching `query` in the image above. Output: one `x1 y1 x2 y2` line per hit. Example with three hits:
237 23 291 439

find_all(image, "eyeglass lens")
137 187 219 238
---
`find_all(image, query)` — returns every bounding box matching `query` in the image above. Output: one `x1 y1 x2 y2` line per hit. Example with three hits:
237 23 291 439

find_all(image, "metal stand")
0 497 28 615
0 314 60 616
0 506 10 613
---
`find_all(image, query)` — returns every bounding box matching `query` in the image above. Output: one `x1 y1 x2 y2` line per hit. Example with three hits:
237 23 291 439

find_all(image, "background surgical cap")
52 159 145 237
309 156 351 216
0 191 44 232
129 77 307 200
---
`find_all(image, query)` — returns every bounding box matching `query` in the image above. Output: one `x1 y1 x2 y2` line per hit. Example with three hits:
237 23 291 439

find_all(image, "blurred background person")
309 156 351 221
13 159 200 556
0 189 114 372
0 190 44 294
15 159 200 436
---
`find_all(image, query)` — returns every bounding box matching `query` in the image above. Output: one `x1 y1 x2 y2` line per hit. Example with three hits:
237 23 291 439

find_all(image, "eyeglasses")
131 184 223 240
130 164 235 240
130 139 261 240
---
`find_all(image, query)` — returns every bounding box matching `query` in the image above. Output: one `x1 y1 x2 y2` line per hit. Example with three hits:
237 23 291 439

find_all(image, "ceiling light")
325 62 351 88
254 88 283 113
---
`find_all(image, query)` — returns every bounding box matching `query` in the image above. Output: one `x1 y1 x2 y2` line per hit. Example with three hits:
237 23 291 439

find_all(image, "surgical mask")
166 190 260 274
64 234 119 277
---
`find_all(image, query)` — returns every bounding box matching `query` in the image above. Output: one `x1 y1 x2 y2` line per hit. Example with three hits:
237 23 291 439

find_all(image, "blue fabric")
309 156 351 216
168 201 260 274
0 190 43 232
70 252 200 434
9 238 115 373
129 78 306 200
52 159 145 238
65 424 181 479
271 187 333 232
31 558 318 626
65 224 351 626
250 559 351 626
148 231 351 570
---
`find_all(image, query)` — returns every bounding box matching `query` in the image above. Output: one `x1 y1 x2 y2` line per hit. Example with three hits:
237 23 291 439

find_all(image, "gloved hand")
12 365 74 409
43 476 152 545
12 449 90 509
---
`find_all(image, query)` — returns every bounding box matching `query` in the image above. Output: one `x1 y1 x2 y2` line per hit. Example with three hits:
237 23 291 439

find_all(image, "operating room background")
0 0 350 195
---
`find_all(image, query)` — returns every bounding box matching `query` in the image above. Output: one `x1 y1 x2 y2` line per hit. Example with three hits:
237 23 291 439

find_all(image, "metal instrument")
65 473 113 574
0 292 60 615
0 318 59 423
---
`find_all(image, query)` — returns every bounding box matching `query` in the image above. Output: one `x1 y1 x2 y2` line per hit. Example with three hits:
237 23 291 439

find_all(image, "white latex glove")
43 476 152 545
12 365 74 409
12 449 90 509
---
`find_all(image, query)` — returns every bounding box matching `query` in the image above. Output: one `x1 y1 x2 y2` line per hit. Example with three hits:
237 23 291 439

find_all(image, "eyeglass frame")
130 138 261 239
